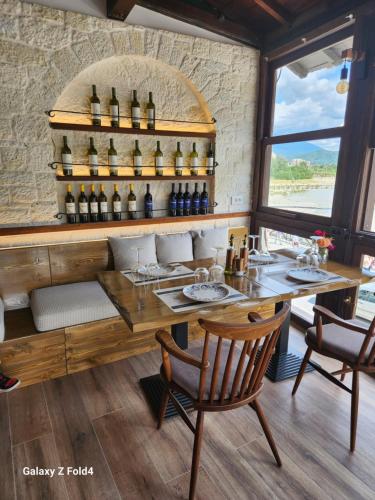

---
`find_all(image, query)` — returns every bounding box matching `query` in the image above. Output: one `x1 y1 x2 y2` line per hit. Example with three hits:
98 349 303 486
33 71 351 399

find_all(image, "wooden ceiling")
107 0 368 53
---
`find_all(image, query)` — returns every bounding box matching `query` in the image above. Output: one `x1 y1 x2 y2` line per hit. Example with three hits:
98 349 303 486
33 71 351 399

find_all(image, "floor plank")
0 395 15 500
8 384 51 446
13 434 68 500
43 377 120 500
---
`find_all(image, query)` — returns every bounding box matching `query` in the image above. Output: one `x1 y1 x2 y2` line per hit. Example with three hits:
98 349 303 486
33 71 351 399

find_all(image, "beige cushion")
108 234 157 270
156 232 193 264
306 323 374 364
193 227 228 259
168 340 247 400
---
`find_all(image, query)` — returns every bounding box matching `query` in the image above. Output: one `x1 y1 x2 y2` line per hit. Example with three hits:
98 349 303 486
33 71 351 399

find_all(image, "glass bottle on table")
154 140 163 176
133 140 142 176
78 184 89 223
90 84 101 126
147 92 155 130
89 184 99 222
225 234 235 275
110 87 119 127
61 136 73 176
128 183 137 220
131 90 140 129
190 142 199 176
112 183 121 221
98 184 108 222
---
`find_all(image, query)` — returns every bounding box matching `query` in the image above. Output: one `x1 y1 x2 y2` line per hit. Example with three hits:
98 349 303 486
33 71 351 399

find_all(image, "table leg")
264 300 315 382
139 321 194 420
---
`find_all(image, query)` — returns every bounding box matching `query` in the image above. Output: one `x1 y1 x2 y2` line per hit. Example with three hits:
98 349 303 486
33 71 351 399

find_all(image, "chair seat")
169 340 248 401
306 323 375 364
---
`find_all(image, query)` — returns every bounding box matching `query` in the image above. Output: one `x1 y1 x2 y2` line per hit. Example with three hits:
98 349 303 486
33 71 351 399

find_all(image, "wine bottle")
128 183 137 220
98 184 108 222
206 142 214 175
89 184 99 223
108 138 118 176
112 183 121 221
183 183 191 216
133 140 142 176
147 91 155 130
154 140 163 176
88 137 98 176
65 184 76 224
110 87 119 127
90 84 101 126
144 183 153 219
190 142 199 176
200 182 209 215
169 183 177 217
61 136 73 176
78 184 89 223
192 182 200 216
131 90 140 129
176 182 184 217
175 142 183 176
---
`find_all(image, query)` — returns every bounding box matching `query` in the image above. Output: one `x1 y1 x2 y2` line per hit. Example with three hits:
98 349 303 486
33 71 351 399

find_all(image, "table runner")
153 283 249 313
121 264 195 286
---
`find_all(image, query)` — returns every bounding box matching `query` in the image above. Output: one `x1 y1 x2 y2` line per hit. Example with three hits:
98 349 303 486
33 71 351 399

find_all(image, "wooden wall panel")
49 240 114 285
0 247 51 298
0 330 66 387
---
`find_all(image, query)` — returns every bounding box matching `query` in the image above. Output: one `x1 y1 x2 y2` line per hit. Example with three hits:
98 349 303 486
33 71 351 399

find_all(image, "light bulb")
336 80 349 94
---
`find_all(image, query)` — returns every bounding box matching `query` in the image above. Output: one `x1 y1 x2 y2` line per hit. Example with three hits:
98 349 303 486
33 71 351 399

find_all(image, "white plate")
138 264 175 278
249 254 278 264
182 283 230 303
287 267 331 283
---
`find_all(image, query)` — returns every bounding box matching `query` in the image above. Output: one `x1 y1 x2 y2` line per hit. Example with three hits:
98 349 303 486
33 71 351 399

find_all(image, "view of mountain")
273 143 338 165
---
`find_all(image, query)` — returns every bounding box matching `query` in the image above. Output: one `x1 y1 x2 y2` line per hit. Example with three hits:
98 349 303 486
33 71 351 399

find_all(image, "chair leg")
189 411 205 500
157 387 170 430
251 399 282 467
292 347 312 396
350 371 359 452
340 363 347 382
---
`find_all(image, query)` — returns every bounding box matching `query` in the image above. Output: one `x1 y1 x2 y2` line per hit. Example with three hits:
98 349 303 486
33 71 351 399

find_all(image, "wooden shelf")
49 121 216 139
0 212 251 236
56 175 214 181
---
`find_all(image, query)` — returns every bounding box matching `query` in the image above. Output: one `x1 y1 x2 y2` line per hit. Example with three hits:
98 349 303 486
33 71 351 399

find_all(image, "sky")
273 63 349 151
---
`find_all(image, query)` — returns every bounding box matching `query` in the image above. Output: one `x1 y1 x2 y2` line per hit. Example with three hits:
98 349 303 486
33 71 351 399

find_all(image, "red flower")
314 229 326 237
328 244 335 251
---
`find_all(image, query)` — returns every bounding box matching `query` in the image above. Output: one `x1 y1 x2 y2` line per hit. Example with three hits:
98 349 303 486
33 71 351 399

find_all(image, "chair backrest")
197 304 290 407
358 316 375 367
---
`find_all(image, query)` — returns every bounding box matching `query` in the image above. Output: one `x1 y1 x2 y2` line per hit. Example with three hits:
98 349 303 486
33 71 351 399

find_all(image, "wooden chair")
155 304 290 500
292 305 375 452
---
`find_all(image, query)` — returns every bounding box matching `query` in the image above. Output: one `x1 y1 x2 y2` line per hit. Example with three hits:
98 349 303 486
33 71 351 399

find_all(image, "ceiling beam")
107 0 137 21
253 0 292 25
137 0 262 47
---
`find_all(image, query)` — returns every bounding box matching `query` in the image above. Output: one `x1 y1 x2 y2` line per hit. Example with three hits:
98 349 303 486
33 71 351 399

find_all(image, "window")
355 254 375 322
362 151 375 232
260 35 353 219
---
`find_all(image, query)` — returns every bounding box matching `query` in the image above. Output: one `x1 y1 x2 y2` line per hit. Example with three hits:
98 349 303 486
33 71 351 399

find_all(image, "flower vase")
319 247 329 264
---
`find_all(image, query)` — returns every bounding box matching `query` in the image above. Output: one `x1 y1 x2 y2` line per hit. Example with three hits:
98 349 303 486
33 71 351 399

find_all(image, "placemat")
248 252 294 269
154 282 249 313
121 264 195 286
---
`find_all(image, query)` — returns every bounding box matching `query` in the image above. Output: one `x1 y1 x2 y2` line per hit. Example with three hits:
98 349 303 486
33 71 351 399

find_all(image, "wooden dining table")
98 256 371 418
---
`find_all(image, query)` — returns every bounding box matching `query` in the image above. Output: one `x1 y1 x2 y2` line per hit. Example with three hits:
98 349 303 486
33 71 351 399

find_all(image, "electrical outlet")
230 195 243 205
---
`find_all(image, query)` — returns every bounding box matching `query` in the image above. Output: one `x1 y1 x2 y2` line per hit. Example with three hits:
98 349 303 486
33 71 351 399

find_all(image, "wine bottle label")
133 156 142 167
90 202 98 213
145 201 153 210
184 199 191 209
176 157 183 167
193 199 200 210
191 157 198 167
65 202 75 214
207 157 214 167
108 155 118 166
132 107 140 123
100 202 108 212
62 153 72 166
79 202 88 214
113 201 121 212
169 200 177 209
201 198 209 208
128 200 136 211
155 157 163 167
91 103 101 120
147 109 155 124
89 155 98 167
177 199 184 209
110 105 119 119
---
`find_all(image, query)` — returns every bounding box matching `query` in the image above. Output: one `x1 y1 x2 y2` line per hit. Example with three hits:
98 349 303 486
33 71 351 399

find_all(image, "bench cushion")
108 234 157 270
156 232 194 264
193 227 228 259
30 281 118 332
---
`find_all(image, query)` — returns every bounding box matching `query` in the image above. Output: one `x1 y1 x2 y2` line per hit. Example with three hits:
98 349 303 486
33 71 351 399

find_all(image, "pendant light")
336 59 349 94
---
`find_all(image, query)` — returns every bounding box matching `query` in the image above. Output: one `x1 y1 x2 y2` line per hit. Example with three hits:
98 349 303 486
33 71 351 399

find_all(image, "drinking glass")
194 267 209 283
130 246 144 283
310 236 321 268
248 235 260 255
209 247 225 282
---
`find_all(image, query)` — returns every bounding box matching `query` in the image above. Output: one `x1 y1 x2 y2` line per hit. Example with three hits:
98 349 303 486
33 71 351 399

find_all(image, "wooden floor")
1 326 375 500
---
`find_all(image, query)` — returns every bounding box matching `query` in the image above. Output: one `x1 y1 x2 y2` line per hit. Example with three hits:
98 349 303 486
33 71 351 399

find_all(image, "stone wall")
0 1 259 246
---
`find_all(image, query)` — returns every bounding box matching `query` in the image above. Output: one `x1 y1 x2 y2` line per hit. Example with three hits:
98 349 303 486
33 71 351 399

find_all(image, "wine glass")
248 235 260 255
310 236 321 268
209 247 225 283
130 246 144 283
146 262 161 289
194 267 209 283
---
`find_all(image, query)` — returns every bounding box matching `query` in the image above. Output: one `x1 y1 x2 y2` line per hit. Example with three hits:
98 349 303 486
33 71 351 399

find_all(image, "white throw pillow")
0 297 4 342
193 227 228 259
108 234 157 270
156 232 194 264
